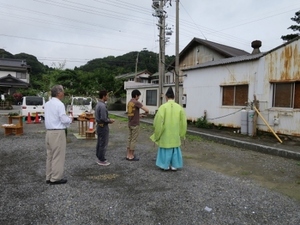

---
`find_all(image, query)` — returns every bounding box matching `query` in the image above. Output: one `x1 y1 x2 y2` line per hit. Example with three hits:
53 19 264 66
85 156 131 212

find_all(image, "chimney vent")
251 40 262 54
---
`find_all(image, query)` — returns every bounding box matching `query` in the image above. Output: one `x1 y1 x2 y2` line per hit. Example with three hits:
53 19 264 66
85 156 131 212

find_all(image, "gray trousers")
46 130 66 182
96 125 109 161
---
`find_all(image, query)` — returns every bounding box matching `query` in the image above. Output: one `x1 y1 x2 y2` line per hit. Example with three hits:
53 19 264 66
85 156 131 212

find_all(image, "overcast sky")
0 0 299 69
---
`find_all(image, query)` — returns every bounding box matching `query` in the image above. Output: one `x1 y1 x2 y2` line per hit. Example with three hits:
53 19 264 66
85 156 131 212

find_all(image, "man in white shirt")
44 85 72 185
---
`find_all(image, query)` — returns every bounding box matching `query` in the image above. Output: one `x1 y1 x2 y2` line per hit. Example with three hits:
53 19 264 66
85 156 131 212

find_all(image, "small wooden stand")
2 116 24 136
85 128 96 139
77 117 88 137
85 116 96 139
77 114 96 139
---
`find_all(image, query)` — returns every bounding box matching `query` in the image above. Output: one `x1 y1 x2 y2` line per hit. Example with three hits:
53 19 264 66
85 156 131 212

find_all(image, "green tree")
55 69 81 96
2 48 174 99
78 50 174 75
21 69 60 99
76 70 98 96
92 68 116 92
281 10 300 41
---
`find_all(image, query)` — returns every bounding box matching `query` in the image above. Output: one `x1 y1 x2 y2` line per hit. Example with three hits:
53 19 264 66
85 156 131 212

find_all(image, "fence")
0 101 12 110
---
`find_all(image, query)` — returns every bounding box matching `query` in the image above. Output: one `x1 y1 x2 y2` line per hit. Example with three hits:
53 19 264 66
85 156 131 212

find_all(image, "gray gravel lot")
0 115 300 225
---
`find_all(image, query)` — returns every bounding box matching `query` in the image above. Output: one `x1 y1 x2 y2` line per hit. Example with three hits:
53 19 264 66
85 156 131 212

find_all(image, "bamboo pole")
253 106 283 143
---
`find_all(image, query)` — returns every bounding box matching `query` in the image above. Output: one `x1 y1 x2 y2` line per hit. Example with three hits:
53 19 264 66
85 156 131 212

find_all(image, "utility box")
241 110 248 135
182 95 187 108
247 110 255 136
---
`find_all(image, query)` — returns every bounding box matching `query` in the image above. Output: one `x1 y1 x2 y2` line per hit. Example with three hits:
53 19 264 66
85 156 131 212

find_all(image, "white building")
183 37 300 137
121 38 249 115
0 58 30 94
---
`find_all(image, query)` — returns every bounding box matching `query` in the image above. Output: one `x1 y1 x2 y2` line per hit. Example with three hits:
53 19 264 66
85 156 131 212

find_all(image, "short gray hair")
51 85 64 97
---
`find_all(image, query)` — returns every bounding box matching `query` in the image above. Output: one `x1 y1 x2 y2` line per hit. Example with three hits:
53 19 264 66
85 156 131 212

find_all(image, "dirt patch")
184 137 300 201
1 114 299 224
135 120 300 201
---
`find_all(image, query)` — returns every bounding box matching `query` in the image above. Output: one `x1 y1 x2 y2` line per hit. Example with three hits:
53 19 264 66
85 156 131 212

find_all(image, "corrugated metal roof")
151 71 172 78
115 73 134 79
183 52 264 71
264 36 300 54
182 37 300 71
115 70 152 79
124 81 157 89
182 37 249 58
167 37 251 70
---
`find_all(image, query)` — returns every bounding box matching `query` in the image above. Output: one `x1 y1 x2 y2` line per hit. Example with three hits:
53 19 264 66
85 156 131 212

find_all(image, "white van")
21 96 45 119
68 96 93 118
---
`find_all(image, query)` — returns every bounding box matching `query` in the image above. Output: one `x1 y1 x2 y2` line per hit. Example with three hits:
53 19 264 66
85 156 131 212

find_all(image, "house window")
151 79 159 84
165 75 170 84
16 72 26 79
272 82 300 108
222 85 248 106
146 90 157 106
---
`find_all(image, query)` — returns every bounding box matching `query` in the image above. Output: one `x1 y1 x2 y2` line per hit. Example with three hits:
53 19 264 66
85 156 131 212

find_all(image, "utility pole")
175 0 180 103
159 0 165 106
134 52 139 82
152 0 171 106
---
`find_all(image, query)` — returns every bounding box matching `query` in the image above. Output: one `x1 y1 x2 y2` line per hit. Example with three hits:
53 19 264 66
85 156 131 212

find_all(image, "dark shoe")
46 180 50 184
49 179 67 185
126 157 139 161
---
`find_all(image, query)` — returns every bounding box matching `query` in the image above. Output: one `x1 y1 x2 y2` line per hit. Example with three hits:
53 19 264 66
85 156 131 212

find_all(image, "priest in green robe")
150 87 187 171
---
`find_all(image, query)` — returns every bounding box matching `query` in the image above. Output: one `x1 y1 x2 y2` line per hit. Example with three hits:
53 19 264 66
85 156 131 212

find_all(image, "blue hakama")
156 147 183 170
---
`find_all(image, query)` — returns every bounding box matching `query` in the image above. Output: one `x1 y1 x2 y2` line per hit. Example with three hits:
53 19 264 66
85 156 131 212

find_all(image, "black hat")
165 87 174 98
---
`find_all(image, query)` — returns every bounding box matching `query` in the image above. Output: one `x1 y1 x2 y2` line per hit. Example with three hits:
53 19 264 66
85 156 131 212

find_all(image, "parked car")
67 96 93 118
21 96 45 119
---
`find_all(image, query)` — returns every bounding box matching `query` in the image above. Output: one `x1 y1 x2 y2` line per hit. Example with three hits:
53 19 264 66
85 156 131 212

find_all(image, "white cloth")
44 97 72 129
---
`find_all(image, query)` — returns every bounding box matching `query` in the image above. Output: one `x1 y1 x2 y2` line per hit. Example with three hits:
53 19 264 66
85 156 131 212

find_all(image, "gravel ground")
0 115 300 225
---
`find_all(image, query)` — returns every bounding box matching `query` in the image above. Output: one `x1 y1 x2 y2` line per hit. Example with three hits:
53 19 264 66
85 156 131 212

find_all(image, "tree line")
0 49 174 101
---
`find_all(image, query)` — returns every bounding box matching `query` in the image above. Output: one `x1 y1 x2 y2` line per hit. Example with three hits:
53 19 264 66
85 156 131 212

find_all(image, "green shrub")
195 116 213 129
217 123 223 130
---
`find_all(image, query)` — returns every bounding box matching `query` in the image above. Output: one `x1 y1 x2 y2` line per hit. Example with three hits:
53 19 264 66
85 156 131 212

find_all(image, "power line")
167 1 300 51
34 0 153 24
0 33 131 52
1 0 299 68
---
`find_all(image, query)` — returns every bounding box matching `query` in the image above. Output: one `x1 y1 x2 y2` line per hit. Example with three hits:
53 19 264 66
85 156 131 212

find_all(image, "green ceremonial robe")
150 100 187 148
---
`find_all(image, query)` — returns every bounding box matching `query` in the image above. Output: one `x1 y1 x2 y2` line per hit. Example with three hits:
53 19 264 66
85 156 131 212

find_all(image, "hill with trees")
77 49 174 75
1 48 174 99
